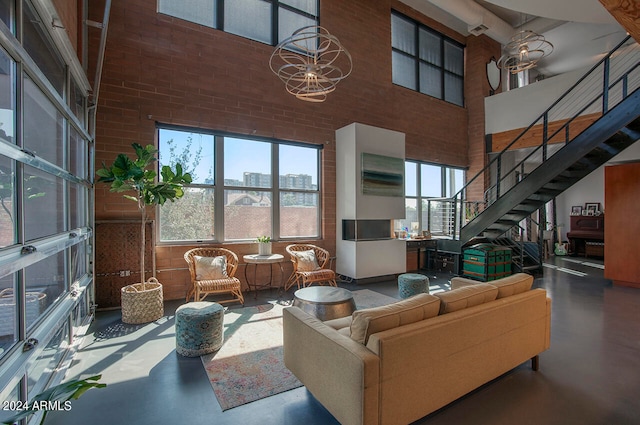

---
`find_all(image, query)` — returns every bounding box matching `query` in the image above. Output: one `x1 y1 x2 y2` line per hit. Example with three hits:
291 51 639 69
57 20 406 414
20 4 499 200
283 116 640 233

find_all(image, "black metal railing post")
603 57 610 114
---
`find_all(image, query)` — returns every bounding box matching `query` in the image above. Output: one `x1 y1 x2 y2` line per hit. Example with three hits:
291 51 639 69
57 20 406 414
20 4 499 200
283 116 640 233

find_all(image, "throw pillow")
350 293 441 345
194 255 228 280
294 249 320 272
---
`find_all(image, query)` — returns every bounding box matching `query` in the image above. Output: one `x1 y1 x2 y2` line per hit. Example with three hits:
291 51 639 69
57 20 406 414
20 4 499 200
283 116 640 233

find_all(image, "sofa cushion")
349 293 440 344
490 273 534 298
435 283 498 314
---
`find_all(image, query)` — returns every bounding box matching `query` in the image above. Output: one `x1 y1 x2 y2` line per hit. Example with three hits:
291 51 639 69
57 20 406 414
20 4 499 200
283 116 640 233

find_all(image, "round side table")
243 253 285 298
293 286 356 321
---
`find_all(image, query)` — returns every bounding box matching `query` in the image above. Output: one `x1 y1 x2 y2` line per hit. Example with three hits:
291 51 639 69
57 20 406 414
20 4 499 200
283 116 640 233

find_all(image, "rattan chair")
284 244 337 291
184 247 244 305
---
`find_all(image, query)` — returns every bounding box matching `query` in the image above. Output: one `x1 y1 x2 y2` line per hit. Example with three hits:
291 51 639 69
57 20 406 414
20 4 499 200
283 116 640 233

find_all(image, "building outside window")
158 127 321 242
158 0 319 45
391 11 465 107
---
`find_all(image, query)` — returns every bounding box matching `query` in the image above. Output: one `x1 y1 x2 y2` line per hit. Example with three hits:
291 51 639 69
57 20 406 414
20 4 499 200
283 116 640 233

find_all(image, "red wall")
89 0 500 299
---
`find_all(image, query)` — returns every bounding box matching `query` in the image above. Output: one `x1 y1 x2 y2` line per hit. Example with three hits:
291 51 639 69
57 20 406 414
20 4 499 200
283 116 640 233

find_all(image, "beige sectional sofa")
282 273 551 425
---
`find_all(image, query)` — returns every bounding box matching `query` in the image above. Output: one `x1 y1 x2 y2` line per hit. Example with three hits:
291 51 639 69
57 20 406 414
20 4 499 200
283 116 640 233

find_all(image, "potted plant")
97 143 191 324
256 235 272 256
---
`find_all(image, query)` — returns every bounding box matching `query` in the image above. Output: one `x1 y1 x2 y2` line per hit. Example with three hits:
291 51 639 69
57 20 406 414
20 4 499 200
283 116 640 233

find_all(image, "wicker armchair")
184 247 244 305
284 244 337 291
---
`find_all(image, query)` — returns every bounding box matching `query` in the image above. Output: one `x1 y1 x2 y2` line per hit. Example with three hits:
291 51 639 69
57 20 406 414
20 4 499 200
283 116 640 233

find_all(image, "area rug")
201 289 397 410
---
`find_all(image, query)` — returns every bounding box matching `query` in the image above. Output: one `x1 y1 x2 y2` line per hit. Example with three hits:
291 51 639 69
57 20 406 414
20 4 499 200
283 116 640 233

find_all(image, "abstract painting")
361 152 404 197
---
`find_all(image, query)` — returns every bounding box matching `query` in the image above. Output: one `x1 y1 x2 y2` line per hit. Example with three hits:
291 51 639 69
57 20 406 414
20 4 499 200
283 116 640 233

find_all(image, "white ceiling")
400 0 631 77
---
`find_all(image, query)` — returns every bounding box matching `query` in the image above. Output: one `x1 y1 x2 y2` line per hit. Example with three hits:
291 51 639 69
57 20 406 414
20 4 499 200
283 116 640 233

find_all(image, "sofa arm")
283 307 380 425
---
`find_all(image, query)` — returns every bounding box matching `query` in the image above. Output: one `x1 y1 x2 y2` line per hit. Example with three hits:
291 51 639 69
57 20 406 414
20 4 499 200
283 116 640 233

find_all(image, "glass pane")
444 41 464 75
280 191 318 238
278 7 315 44
394 198 417 236
224 0 271 44
24 75 64 167
0 0 13 30
405 161 417 197
421 164 442 197
419 62 442 98
70 242 87 284
419 28 441 65
0 47 15 145
27 323 69 398
392 51 416 90
23 3 65 94
446 168 465 197
24 250 66 329
444 73 464 106
0 155 16 248
159 187 215 241
224 189 271 240
279 144 317 189
224 138 271 188
391 14 415 55
158 0 215 28
69 78 86 127
23 165 64 241
69 182 86 229
0 273 17 351
281 0 317 16
69 127 87 179
159 129 214 185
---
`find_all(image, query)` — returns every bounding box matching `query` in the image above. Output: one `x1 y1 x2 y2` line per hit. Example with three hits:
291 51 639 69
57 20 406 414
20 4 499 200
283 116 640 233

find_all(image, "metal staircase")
441 35 640 272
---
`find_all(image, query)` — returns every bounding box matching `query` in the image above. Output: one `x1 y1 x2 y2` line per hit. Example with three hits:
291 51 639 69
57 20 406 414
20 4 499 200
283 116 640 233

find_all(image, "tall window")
158 127 321 242
158 0 319 45
395 161 465 235
391 11 465 106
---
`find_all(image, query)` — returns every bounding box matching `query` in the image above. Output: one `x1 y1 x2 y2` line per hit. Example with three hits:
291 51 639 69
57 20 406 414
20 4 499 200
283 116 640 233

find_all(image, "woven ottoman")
398 273 430 299
175 301 224 357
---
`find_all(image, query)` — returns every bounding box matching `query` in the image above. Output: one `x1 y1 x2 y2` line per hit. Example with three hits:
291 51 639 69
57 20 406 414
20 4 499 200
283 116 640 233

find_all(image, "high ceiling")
400 0 634 77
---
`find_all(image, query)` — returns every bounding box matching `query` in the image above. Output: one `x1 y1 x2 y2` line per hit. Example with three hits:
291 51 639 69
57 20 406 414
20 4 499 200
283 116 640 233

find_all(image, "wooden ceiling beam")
598 0 640 42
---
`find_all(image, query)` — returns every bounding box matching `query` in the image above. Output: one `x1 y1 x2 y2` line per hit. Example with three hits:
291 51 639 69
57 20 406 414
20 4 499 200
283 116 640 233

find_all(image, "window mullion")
215 136 225 242
272 143 279 240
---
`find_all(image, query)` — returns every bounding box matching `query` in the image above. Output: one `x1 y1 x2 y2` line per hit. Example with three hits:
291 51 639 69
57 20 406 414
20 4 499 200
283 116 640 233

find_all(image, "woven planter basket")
0 288 47 336
121 277 164 324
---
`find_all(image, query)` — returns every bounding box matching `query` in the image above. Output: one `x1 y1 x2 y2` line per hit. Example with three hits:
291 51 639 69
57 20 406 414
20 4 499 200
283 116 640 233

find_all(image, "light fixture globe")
270 25 352 102
497 30 554 74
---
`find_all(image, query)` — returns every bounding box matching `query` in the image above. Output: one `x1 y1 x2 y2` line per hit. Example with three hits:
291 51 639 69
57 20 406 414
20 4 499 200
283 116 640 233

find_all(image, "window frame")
158 0 320 46
156 125 322 244
396 160 466 235
391 10 465 107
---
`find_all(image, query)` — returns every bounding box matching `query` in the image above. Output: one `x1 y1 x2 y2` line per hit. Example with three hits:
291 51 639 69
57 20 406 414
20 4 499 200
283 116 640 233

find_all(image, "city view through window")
158 129 320 242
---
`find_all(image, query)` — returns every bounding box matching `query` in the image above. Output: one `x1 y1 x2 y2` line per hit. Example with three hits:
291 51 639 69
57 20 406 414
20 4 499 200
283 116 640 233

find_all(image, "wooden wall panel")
604 162 640 288
490 113 601 152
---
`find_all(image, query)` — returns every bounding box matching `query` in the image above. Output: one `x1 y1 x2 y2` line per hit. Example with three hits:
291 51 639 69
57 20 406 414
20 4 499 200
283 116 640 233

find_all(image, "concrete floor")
47 257 640 425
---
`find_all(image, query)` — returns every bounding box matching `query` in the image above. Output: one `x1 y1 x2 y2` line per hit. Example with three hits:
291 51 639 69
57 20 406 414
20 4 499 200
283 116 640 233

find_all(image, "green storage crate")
462 244 512 282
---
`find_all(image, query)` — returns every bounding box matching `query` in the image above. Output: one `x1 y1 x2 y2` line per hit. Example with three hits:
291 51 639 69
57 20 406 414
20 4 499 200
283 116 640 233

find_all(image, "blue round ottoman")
398 273 430 299
175 301 224 357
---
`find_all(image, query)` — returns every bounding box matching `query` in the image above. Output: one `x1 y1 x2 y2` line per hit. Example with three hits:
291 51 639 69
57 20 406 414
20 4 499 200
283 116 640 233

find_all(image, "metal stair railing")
450 35 639 243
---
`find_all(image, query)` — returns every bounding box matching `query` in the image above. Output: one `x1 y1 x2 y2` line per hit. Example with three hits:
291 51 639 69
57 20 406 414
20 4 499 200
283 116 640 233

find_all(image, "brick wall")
89 0 500 299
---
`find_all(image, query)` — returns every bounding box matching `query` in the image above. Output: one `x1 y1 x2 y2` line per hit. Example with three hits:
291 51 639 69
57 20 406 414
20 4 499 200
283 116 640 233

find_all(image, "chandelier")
497 30 554 74
269 25 352 102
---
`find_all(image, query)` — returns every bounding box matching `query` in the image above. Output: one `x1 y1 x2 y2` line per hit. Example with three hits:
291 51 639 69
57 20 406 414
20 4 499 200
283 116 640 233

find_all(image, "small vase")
258 242 272 256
